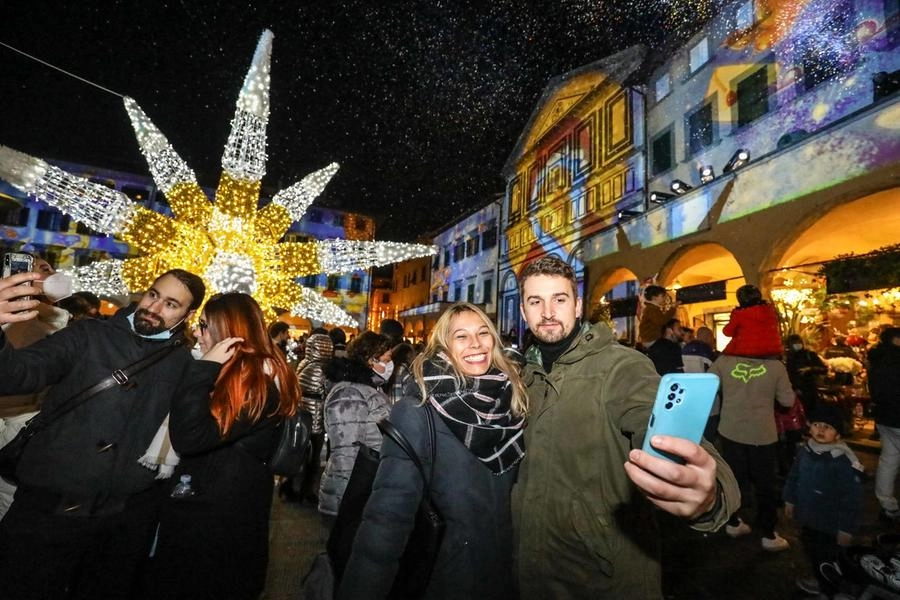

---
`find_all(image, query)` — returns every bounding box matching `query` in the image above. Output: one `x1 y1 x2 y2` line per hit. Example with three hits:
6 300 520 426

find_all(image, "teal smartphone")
641 373 720 463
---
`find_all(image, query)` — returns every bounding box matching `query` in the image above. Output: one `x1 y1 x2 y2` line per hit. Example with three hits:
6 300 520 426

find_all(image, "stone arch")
656 242 745 347
658 242 746 289
501 269 519 292
761 187 900 288
498 269 523 341
761 187 900 346
589 266 640 307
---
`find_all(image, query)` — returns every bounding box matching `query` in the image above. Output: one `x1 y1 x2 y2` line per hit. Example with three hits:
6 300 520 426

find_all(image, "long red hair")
202 293 300 435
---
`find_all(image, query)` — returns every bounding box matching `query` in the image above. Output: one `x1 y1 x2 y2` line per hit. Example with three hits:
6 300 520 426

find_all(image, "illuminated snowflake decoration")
0 30 435 326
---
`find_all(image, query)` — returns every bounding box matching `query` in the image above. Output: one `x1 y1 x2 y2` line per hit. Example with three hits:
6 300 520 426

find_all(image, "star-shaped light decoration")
0 30 435 326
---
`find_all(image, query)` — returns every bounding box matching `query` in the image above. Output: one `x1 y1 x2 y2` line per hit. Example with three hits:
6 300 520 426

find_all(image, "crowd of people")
631 282 900 598
1 249 898 599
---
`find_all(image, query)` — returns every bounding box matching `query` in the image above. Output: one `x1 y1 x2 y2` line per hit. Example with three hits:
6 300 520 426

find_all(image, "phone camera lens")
670 384 678 391
664 402 673 410
667 393 676 400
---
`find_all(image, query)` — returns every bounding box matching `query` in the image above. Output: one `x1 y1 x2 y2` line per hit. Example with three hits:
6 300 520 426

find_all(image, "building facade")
394 198 502 341
502 0 900 348
497 46 648 341
390 256 432 340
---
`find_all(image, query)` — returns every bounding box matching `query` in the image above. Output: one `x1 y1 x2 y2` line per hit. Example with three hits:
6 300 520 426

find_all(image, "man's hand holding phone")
624 435 718 520
624 373 720 519
0 272 42 325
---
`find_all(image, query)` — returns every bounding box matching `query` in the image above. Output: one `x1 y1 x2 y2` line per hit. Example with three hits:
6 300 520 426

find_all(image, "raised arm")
0 272 42 325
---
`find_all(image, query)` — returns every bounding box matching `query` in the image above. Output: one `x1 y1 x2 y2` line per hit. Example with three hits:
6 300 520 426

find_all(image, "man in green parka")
511 257 739 599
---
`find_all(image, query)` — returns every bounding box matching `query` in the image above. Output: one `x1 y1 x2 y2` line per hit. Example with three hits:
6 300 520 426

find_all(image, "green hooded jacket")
511 322 739 599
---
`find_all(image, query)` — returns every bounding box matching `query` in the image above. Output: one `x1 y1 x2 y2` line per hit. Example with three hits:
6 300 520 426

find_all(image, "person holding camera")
0 268 205 599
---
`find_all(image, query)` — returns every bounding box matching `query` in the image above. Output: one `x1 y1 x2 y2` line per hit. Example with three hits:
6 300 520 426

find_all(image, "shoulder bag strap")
37 338 184 428
378 408 435 497
425 405 436 488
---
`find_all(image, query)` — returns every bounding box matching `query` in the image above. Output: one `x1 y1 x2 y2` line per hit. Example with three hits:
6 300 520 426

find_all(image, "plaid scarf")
423 354 525 474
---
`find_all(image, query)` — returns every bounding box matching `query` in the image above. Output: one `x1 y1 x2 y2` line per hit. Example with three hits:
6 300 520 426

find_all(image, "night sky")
1 1 717 241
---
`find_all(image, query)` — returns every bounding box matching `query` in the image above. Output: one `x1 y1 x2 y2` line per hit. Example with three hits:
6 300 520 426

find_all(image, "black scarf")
422 354 525 474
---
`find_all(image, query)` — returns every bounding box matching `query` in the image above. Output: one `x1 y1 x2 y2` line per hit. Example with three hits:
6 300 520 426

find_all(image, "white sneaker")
762 533 790 552
725 519 751 538
795 576 820 594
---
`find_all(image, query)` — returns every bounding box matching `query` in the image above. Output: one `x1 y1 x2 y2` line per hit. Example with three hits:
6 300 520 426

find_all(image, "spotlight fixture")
649 191 676 204
699 165 715 184
670 179 693 195
617 209 643 220
723 149 750 173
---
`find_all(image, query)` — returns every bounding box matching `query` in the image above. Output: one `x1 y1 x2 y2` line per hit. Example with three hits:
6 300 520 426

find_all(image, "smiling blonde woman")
338 302 526 600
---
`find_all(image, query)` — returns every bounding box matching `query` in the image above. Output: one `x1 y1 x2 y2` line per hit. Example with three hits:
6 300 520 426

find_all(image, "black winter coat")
338 397 517 600
142 359 282 600
0 310 193 505
870 342 900 427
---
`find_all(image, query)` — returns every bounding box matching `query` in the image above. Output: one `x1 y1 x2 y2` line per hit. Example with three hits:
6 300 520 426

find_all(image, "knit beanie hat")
809 403 845 436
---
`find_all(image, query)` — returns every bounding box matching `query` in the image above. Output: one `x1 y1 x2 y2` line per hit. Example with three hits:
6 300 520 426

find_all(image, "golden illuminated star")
0 30 434 326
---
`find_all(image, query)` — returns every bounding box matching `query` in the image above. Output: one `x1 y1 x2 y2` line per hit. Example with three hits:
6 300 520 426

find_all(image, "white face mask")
126 312 185 340
791 344 803 352
373 359 394 381
42 273 73 303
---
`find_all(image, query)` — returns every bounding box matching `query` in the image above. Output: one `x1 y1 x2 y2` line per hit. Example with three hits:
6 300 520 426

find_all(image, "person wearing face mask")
371 348 395 389
0 268 205 600
318 331 392 524
785 334 828 416
338 303 527 599
1 255 73 348
0 254 73 519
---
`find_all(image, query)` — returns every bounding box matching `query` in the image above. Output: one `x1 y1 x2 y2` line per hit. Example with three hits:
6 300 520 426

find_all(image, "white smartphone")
641 373 720 463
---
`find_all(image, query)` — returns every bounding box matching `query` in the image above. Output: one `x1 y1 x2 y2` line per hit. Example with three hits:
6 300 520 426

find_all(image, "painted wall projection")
431 202 500 312
504 46 647 280
499 46 648 336
584 0 900 260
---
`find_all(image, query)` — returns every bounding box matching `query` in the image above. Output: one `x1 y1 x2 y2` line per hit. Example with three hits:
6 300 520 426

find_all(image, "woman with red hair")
141 293 300 600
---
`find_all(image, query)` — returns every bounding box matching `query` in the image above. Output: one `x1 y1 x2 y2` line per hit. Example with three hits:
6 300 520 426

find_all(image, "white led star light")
0 30 436 327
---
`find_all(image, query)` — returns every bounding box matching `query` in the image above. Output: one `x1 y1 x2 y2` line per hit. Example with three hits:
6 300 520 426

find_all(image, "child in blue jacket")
783 403 864 597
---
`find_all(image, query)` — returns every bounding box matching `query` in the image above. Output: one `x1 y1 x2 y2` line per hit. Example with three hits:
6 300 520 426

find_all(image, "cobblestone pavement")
262 420 900 600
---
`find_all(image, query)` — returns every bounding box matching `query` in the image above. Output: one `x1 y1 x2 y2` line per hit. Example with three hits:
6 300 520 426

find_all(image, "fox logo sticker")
730 362 767 383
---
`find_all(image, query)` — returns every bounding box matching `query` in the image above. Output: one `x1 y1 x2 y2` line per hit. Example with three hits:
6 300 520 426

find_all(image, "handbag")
268 409 313 477
775 394 807 434
326 440 381 584
327 406 445 599
380 414 445 599
0 339 183 485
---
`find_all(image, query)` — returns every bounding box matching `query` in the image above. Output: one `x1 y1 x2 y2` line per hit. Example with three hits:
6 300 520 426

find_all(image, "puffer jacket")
319 357 390 516
722 303 783 357
298 333 333 433
512 322 738 600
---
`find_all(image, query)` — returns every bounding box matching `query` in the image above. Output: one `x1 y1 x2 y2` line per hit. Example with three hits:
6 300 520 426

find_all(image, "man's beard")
533 319 568 344
133 308 170 336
